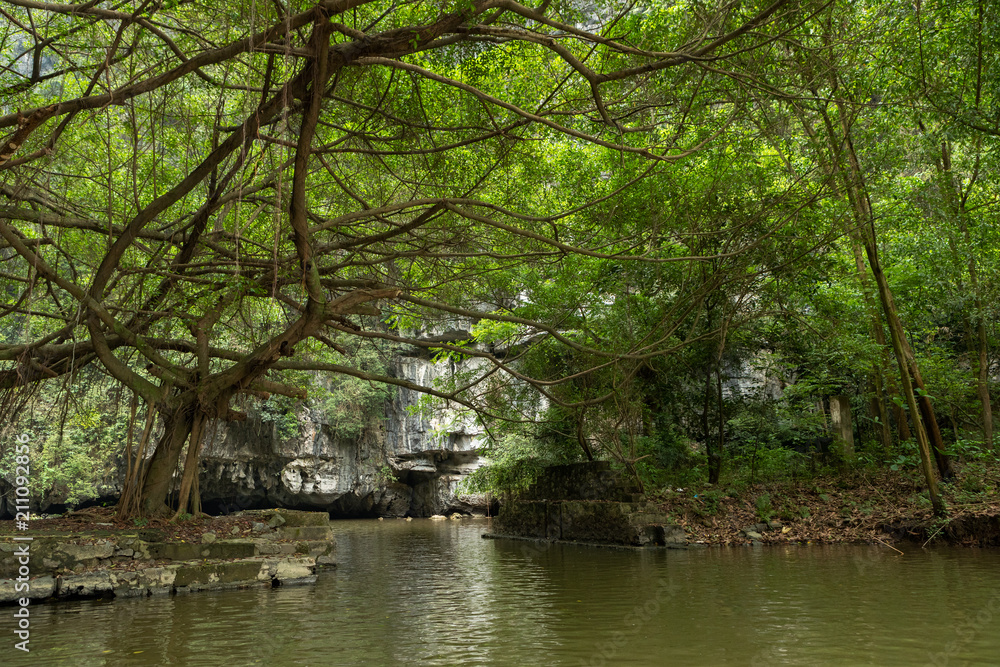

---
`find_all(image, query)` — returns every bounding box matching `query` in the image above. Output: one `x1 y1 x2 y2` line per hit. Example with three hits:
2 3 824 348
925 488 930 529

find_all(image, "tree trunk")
174 413 207 518
803 92 945 512
711 365 724 485
977 318 994 450
893 397 912 442
703 310 726 486
702 362 719 484
893 326 954 478
864 239 946 515
575 412 595 462
138 407 194 517
937 139 994 450
847 241 893 450
868 380 892 450
912 375 954 479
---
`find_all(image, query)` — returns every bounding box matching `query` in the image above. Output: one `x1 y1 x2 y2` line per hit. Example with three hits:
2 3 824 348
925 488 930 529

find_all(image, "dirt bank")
654 464 1000 547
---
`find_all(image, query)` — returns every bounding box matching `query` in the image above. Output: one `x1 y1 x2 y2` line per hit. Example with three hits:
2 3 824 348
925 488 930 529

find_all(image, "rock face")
196 340 490 518
382 350 490 516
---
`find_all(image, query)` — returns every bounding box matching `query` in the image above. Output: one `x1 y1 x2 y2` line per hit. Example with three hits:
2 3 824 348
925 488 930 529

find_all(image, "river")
8 518 1000 666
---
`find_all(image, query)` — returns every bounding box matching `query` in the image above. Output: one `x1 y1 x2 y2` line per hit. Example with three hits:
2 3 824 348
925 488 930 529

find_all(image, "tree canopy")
2 0 999 516
1 0 822 515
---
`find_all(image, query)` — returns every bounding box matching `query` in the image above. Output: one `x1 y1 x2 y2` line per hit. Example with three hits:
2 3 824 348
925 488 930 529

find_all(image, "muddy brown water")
5 518 1000 666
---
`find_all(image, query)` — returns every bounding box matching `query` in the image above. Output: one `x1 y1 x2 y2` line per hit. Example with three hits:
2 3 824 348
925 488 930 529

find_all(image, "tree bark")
711 365 724 485
138 407 194 517
575 408 595 462
847 240 893 450
702 362 720 484
911 374 954 479
797 88 946 513
864 239 945 515
893 396 912 443
702 302 725 486
174 413 207 518
977 319 993 450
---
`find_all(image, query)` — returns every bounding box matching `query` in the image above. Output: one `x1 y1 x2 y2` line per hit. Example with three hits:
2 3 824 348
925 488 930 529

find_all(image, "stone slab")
0 516 334 605
277 525 335 541
236 509 330 527
0 555 317 603
147 541 257 561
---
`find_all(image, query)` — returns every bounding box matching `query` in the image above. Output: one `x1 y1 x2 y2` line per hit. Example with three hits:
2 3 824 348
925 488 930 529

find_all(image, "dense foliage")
1 0 998 516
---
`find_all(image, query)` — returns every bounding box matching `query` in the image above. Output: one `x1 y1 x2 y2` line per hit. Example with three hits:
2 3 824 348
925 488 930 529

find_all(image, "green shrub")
755 493 774 521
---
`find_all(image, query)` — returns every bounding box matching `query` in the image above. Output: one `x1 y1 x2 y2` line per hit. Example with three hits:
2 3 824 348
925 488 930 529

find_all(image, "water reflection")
7 519 1000 666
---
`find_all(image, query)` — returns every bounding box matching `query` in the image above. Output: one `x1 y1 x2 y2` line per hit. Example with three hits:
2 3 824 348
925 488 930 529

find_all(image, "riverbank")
483 459 1000 548
651 464 1000 547
10 518 1000 666
0 508 335 604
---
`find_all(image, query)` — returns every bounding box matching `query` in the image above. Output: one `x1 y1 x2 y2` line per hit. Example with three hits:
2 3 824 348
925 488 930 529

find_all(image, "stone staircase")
0 509 335 604
488 462 687 547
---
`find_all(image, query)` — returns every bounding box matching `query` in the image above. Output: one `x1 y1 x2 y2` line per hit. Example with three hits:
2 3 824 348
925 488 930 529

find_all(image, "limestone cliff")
192 339 490 517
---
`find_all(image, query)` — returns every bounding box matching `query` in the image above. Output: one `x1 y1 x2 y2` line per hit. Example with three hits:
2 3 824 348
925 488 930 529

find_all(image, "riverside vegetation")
0 0 998 542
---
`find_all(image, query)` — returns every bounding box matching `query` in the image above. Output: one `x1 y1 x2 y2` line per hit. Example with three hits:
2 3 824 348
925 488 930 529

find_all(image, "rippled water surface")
8 518 1000 666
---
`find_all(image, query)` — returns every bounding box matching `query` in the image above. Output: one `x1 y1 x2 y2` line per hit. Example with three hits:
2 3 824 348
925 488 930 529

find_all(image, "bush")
462 426 582 497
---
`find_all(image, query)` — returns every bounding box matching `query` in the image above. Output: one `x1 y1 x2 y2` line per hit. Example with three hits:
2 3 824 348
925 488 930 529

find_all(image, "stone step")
276 525 335 541
1 534 335 579
145 540 257 561
235 508 331 527
0 555 318 603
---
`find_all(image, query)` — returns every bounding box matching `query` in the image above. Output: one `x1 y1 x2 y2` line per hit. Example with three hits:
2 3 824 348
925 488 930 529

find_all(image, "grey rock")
0 575 55 602
29 575 56 599
0 580 20 603
61 541 114 561
61 572 114 597
275 560 314 581
201 532 217 544
662 525 687 545
191 349 492 518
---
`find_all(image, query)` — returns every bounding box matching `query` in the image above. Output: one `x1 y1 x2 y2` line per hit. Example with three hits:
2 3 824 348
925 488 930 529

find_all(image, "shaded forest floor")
652 459 1000 547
